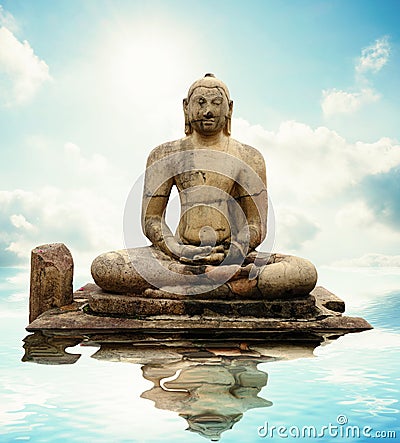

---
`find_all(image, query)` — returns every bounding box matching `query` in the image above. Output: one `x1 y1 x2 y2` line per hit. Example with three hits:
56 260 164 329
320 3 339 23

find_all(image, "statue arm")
237 192 268 249
142 199 173 254
141 147 212 261
143 192 213 261
140 147 174 255
235 146 268 250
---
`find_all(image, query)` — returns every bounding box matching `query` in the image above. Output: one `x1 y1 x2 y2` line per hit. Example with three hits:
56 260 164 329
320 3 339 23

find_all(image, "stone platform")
26 283 372 344
88 287 320 318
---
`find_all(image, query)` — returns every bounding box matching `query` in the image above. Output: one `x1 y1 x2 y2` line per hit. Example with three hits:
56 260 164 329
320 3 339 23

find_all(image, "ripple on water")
354 291 400 333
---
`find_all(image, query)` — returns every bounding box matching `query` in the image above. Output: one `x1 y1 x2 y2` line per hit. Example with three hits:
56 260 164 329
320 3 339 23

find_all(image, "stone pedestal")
29 243 74 322
26 247 372 342
88 289 319 318
25 283 372 344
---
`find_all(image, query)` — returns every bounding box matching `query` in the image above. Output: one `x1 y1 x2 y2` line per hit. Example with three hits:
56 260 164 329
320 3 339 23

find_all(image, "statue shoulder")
230 139 266 174
146 139 183 167
231 139 264 159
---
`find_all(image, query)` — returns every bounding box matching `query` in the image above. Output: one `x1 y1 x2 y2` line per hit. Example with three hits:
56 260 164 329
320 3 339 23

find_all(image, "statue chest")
175 170 237 193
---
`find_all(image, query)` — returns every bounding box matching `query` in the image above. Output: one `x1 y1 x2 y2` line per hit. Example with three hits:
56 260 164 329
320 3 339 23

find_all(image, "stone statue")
91 74 317 300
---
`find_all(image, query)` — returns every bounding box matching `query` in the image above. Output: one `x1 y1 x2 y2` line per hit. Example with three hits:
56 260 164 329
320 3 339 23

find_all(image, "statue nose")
204 110 213 119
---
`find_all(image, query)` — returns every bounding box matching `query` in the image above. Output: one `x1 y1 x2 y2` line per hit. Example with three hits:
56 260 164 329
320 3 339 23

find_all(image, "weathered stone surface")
25 284 372 345
313 286 345 313
29 243 73 322
143 283 234 300
26 301 372 345
86 284 338 319
88 291 318 319
91 247 156 294
258 254 318 299
227 277 259 296
27 308 372 335
91 246 317 300
90 74 318 301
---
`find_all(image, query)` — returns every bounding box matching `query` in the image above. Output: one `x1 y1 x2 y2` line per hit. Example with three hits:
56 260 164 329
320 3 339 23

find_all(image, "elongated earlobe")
183 98 192 135
224 100 233 136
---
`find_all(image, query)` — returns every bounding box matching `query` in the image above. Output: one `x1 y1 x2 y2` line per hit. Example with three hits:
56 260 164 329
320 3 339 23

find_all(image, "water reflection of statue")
22 333 320 441
141 357 272 441
22 331 82 365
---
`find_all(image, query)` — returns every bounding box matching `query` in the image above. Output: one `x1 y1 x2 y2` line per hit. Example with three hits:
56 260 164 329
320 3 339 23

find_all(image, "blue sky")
0 0 400 277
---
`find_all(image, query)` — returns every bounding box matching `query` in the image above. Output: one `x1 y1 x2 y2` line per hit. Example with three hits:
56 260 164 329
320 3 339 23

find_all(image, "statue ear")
224 100 233 136
183 98 192 135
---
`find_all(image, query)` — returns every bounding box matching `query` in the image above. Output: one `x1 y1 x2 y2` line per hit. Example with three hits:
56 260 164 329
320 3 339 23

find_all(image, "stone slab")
87 284 345 319
313 286 345 313
25 283 372 343
25 306 372 343
88 292 319 319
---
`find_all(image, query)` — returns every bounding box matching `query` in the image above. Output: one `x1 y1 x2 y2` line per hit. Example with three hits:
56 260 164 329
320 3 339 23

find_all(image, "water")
0 267 399 442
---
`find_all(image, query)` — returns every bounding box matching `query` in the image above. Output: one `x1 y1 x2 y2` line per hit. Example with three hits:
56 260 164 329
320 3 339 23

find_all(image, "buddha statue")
91 74 317 301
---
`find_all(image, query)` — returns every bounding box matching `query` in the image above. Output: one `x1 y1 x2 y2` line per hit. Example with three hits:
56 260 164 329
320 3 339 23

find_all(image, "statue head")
183 413 242 441
184 73 233 136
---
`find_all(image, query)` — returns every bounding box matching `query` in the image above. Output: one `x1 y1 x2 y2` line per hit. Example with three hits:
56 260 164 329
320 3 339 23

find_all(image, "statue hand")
181 244 213 260
165 237 212 262
193 252 225 265
181 245 225 265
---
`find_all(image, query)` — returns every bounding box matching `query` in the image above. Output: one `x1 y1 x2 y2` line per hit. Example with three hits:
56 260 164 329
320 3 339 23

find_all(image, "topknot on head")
187 73 230 101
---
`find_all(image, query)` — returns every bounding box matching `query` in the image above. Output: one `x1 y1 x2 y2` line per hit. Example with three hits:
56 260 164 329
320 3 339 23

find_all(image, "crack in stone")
234 189 267 200
144 193 170 198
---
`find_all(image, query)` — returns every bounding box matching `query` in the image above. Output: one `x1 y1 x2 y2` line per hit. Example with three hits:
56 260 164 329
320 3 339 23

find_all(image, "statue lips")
191 118 216 124
201 116 218 125
191 118 219 132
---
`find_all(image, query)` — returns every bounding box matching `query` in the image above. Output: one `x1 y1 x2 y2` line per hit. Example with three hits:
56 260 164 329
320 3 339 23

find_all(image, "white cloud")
321 36 390 117
64 142 108 175
0 26 51 105
0 140 133 271
335 201 375 228
0 187 123 270
356 36 390 74
10 214 35 231
332 253 400 268
275 206 320 251
321 88 379 117
233 118 400 262
234 118 400 201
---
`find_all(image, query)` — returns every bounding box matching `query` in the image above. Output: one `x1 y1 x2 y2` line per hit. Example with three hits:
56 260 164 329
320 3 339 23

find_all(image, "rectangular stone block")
88 291 318 319
30 243 74 322
312 286 345 313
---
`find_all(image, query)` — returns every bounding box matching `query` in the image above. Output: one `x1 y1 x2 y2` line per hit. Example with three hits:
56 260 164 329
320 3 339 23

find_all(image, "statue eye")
212 98 223 105
198 98 206 105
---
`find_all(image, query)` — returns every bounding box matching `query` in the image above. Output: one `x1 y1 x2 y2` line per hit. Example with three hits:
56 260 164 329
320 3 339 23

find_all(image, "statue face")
186 87 230 136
